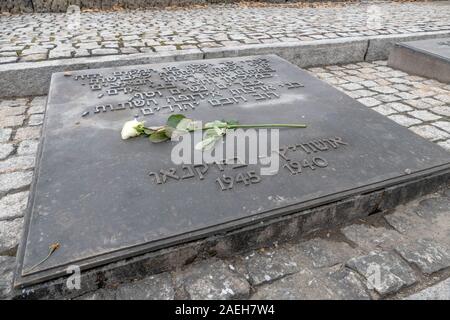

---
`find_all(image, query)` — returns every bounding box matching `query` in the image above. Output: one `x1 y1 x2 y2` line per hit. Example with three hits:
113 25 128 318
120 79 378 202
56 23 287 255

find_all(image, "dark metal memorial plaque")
388 37 450 83
16 55 450 287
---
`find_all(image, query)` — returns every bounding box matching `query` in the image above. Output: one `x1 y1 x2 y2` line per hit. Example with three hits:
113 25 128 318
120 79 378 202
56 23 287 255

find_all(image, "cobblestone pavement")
1 1 450 64
0 60 449 299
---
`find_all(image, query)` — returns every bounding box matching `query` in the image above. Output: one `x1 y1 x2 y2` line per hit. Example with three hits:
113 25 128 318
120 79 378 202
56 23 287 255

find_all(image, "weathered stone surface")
388 38 450 84
0 171 33 194
434 121 450 134
395 239 450 274
244 247 303 286
388 115 422 127
341 224 403 251
0 128 12 143
0 191 29 220
251 268 335 300
0 256 15 299
415 197 450 219
13 127 41 141
28 114 44 126
409 110 441 122
175 259 250 300
28 96 46 114
297 238 357 268
409 125 449 142
0 218 23 255
0 143 14 160
17 140 39 156
0 155 35 174
0 106 26 117
77 288 116 300
438 140 450 151
251 266 370 300
384 210 427 235
346 251 417 296
404 278 450 300
324 267 371 300
115 272 174 300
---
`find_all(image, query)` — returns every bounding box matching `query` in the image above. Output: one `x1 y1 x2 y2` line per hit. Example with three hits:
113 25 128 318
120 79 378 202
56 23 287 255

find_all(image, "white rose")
121 119 144 140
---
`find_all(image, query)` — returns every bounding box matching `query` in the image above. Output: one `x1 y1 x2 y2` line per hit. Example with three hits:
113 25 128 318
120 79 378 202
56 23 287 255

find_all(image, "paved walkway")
0 60 449 299
1 1 450 64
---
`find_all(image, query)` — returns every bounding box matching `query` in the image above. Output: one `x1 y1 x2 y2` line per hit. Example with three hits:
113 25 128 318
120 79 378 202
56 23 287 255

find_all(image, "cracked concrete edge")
11 170 449 299
1 31 450 98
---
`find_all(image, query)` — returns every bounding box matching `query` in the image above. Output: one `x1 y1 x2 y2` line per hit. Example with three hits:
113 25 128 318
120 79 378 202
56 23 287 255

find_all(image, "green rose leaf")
167 114 186 128
195 136 221 151
176 118 193 131
204 120 227 129
149 130 169 143
225 119 239 126
142 128 156 135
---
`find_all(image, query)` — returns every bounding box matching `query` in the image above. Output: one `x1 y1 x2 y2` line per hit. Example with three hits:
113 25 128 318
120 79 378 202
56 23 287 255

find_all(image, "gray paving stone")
433 121 450 134
14 127 41 141
175 259 250 300
414 197 450 224
92 48 119 56
408 110 441 122
28 96 46 114
0 155 35 174
386 102 413 113
346 251 417 295
435 94 450 104
437 140 450 152
430 106 450 117
0 1 449 70
20 53 47 62
404 99 433 110
28 114 44 126
0 217 23 255
325 267 371 300
384 209 429 235
404 278 450 300
341 83 363 91
77 288 116 300
409 125 449 141
0 256 15 299
372 86 398 94
396 239 450 274
251 266 370 300
0 57 17 64
374 94 402 103
388 115 422 127
341 224 402 251
373 105 397 116
115 272 174 300
0 106 26 117
297 238 357 268
0 171 33 194
0 128 12 143
0 115 25 127
17 140 39 156
244 247 302 286
0 191 29 220
251 268 335 300
357 97 381 107
0 143 14 160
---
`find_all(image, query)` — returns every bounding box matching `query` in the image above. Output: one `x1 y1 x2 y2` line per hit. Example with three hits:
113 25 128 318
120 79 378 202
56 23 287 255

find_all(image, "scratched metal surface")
16 55 450 286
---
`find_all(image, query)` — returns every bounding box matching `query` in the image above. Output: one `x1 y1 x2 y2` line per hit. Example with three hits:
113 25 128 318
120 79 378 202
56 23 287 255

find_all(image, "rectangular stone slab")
15 55 450 287
388 37 450 83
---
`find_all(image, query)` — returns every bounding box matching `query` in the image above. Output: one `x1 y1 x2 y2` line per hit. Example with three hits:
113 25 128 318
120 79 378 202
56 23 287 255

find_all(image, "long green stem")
180 123 307 132
228 124 307 129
